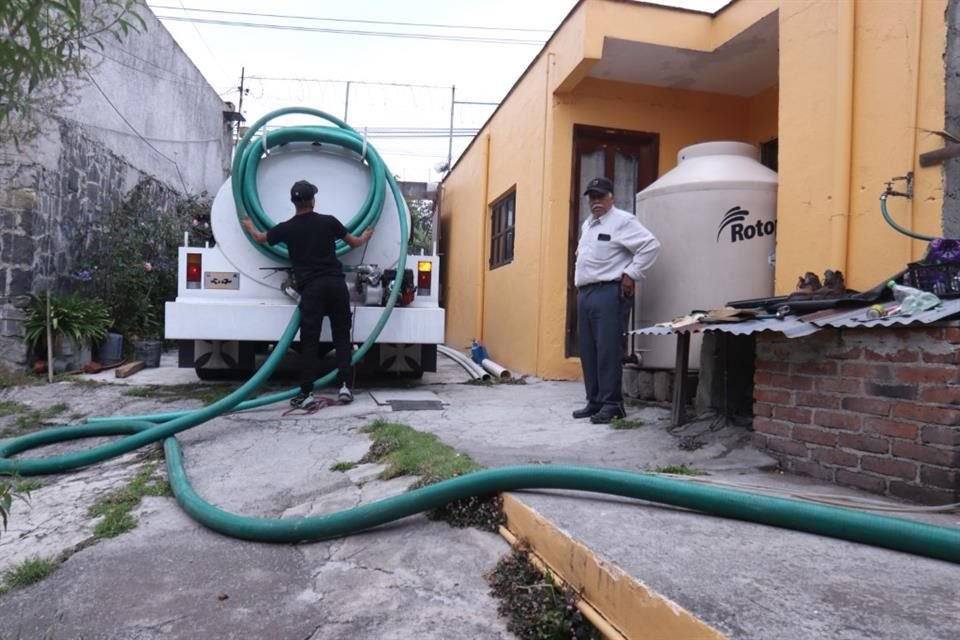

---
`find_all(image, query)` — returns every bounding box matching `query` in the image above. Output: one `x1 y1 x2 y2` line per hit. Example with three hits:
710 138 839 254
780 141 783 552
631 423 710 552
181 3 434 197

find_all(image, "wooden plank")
115 361 145 379
919 145 960 168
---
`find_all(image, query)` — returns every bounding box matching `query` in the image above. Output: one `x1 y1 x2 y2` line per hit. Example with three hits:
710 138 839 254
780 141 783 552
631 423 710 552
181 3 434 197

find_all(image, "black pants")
298 276 352 394
577 282 632 411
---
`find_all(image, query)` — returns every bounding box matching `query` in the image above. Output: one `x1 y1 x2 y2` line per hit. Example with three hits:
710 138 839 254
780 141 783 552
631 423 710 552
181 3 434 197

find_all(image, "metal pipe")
437 344 490 381
829 0 855 273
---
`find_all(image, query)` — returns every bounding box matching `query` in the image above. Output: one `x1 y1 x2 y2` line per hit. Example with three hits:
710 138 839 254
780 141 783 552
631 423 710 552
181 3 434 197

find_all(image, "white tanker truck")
164 112 445 380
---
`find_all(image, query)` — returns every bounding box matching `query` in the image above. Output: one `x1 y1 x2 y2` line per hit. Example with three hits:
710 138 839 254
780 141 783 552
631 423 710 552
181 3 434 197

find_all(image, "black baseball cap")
290 180 318 203
583 177 614 196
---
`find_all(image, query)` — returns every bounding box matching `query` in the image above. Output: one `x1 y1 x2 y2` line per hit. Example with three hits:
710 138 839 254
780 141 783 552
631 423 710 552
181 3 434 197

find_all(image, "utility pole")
235 66 246 146
344 80 351 122
447 85 455 171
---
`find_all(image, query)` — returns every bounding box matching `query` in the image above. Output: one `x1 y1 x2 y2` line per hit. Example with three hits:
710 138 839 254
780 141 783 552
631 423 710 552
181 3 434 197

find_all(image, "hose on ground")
0 110 958 565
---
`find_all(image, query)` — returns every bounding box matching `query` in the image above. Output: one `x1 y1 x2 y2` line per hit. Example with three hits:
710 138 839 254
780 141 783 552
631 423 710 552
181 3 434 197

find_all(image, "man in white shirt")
573 177 660 424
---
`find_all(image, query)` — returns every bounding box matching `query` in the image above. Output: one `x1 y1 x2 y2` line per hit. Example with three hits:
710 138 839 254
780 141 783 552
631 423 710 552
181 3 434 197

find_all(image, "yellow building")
439 0 947 380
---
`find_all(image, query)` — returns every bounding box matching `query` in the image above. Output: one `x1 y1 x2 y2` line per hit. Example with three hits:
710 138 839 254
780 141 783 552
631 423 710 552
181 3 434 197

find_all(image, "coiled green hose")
0 110 958 565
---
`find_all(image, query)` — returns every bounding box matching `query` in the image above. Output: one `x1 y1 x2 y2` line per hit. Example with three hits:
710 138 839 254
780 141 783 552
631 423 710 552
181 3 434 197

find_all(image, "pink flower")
144 262 153 271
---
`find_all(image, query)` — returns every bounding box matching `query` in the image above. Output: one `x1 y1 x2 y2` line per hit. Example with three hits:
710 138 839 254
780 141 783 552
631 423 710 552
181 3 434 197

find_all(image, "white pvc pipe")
437 345 490 381
481 358 512 380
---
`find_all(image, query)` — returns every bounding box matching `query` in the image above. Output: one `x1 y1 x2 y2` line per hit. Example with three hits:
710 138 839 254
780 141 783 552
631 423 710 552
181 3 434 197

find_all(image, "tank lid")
678 141 759 164
637 140 777 201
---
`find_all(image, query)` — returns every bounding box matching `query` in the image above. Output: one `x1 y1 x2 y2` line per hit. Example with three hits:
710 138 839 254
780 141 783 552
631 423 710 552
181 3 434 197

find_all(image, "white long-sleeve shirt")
574 206 660 287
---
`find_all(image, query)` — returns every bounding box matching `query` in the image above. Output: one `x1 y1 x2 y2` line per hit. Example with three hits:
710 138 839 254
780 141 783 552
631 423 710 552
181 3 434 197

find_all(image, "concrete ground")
0 351 957 639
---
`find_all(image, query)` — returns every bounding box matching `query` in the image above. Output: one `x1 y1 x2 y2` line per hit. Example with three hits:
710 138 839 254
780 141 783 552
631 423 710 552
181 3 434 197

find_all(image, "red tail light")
186 253 202 289
417 260 432 295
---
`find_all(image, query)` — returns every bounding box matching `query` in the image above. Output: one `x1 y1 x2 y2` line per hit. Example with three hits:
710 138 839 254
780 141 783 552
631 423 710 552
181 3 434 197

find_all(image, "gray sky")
146 0 731 182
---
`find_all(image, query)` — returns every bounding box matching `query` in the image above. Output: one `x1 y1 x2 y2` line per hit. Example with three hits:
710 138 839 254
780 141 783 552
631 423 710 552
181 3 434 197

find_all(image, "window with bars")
489 190 515 269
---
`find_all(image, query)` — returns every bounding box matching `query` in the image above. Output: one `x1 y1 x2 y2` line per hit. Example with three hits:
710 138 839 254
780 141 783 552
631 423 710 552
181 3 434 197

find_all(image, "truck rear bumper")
164 300 445 343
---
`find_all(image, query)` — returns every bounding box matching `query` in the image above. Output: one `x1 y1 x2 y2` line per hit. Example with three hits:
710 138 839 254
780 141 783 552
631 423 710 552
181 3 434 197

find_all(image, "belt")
578 280 620 290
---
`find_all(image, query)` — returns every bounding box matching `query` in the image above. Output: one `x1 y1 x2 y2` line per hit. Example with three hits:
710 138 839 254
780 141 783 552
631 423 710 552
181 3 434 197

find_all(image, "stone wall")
752 327 960 505
0 119 179 369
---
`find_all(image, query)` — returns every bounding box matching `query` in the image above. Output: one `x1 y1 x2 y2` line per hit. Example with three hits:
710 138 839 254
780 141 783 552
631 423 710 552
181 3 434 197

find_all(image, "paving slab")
0 351 957 639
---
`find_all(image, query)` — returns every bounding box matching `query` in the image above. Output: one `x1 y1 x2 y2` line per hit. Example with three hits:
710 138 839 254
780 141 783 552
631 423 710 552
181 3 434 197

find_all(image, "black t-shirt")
266 211 348 284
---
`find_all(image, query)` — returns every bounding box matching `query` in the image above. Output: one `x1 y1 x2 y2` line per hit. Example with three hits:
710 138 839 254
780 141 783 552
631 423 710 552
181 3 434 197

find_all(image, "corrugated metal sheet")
809 297 960 329
632 315 820 338
633 299 960 339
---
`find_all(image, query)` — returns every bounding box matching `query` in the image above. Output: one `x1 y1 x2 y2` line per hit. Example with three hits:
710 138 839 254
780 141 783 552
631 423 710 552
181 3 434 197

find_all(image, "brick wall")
753 326 960 505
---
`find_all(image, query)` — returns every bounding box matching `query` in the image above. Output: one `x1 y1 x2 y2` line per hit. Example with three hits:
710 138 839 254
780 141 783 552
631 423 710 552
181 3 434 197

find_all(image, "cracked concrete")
0 351 958 639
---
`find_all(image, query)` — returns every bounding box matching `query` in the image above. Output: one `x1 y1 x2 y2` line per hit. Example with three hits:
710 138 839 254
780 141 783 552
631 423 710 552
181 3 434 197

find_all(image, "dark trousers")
298 276 352 394
577 282 632 411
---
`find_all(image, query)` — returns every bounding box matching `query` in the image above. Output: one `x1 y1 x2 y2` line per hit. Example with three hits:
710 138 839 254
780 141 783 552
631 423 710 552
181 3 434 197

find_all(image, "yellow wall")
440 53 550 370
441 0 783 379
776 0 946 293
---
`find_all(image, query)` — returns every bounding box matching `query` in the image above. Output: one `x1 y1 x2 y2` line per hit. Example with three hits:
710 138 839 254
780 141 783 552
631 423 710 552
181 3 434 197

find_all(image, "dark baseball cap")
583 177 614 196
290 180 318 203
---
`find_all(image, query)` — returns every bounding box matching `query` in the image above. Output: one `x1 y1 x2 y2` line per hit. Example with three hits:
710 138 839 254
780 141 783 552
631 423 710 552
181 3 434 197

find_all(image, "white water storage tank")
635 141 777 369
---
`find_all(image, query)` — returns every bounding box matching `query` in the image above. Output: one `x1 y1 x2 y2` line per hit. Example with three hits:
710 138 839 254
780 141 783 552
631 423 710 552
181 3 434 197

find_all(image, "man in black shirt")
243 180 373 409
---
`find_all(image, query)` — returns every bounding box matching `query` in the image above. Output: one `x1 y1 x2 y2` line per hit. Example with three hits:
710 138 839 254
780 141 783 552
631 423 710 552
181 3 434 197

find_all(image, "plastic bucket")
133 340 163 368
97 332 124 365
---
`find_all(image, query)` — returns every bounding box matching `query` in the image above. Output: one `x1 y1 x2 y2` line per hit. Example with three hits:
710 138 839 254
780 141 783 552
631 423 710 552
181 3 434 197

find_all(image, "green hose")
880 193 938 242
1 110 958 566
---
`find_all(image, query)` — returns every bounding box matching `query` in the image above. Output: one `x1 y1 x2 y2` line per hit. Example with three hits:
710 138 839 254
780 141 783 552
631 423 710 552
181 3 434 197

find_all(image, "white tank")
635 141 778 369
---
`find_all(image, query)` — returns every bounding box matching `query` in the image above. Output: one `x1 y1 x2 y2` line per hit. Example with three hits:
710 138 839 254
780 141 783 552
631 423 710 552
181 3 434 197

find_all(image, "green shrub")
22 293 111 351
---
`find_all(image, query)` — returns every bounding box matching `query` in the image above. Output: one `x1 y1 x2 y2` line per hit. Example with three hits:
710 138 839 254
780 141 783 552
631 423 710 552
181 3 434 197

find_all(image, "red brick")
813 410 860 431
826 346 862 360
888 482 956 505
838 432 889 454
864 382 917 400
921 349 960 365
753 402 773 418
757 373 813 391
751 433 768 449
836 469 886 493
921 425 960 447
772 405 812 424
755 388 791 404
795 392 841 409
816 377 862 394
756 359 790 373
895 366 960 385
810 446 857 467
840 362 893 380
787 459 836 482
919 466 959 491
862 418 919 440
752 417 791 438
793 426 837 446
864 348 919 363
795 361 838 375
861 455 917 480
891 441 955 466
892 402 960 426
762 436 810 458
918 387 960 405
941 326 960 343
840 396 892 416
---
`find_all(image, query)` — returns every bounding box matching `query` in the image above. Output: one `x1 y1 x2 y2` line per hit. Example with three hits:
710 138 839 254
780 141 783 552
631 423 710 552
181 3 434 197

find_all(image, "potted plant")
23 292 112 372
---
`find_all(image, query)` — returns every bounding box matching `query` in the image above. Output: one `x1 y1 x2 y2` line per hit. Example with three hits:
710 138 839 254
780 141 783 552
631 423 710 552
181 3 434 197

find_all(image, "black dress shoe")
572 404 601 419
590 406 626 424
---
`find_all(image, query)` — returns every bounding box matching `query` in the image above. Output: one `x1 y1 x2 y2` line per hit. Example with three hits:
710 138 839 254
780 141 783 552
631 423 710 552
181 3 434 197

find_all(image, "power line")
149 5 554 34
248 76 454 91
175 0 232 79
152 15 546 46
